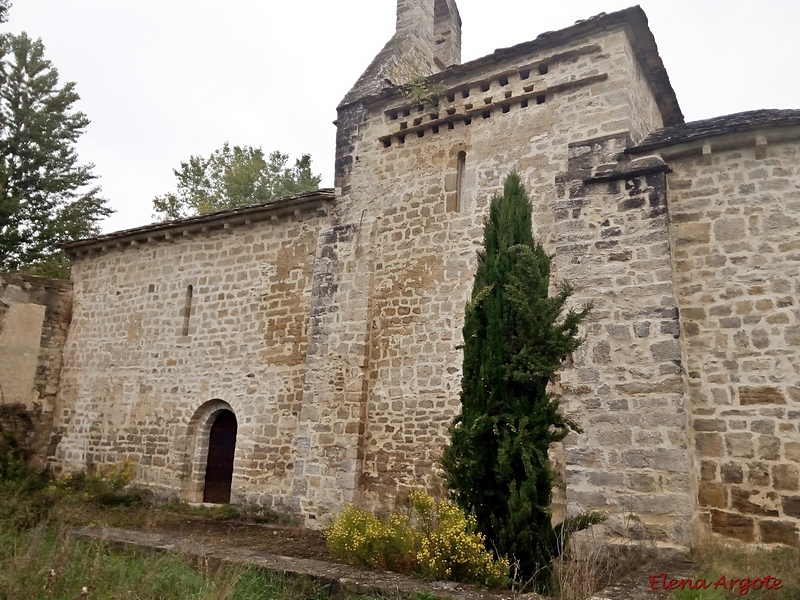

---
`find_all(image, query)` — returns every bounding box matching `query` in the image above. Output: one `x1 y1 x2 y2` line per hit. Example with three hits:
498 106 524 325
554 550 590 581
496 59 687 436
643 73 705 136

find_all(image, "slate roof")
628 109 800 154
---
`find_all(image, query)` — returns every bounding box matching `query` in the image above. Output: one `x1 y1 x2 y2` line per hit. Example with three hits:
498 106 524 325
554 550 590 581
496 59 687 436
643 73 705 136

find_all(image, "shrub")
59 460 150 507
325 490 509 588
410 490 509 587
325 504 416 572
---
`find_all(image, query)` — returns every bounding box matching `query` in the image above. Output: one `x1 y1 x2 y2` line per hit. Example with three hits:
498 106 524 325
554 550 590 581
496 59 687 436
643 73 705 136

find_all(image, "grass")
160 499 298 526
549 528 654 600
0 462 421 600
671 541 800 600
4 449 798 600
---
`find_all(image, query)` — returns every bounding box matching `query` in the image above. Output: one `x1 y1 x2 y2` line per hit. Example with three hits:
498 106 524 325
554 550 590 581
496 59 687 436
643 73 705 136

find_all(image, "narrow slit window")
182 284 193 337
452 151 467 213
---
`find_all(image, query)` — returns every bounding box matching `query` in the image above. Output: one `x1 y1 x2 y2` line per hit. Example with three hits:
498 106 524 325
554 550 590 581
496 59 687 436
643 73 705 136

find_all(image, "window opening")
182 284 193 337
449 151 467 213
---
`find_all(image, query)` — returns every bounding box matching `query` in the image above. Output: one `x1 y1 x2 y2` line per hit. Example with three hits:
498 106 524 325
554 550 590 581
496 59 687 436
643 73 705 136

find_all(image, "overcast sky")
4 1 799 234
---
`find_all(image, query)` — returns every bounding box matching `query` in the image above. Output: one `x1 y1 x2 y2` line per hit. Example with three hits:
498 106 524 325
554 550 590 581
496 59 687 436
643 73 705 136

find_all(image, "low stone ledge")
71 526 541 600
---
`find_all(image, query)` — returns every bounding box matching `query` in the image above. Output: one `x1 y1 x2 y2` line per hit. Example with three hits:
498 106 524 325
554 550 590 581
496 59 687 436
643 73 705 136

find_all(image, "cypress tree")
442 173 594 591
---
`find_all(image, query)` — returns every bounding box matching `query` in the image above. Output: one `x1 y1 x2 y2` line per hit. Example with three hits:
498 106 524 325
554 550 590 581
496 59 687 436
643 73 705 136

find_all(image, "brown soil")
124 510 338 563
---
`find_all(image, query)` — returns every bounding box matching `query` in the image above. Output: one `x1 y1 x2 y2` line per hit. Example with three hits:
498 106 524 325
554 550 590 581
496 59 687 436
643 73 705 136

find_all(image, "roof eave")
63 189 336 256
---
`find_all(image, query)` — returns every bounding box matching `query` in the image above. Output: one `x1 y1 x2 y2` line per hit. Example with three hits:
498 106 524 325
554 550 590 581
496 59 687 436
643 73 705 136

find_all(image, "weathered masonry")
0 272 72 468
4 1 796 549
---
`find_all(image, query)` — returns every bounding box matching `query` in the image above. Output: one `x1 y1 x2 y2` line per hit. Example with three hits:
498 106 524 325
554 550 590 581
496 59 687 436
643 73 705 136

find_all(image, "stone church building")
1 1 799 549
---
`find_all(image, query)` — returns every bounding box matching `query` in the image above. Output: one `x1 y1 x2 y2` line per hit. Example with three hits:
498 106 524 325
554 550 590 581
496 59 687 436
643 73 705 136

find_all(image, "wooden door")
203 410 237 503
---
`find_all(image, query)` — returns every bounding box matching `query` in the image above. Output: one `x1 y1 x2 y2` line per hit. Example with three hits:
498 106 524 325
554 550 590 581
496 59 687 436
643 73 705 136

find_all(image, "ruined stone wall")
668 138 800 545
53 207 329 509
0 272 72 466
295 26 673 528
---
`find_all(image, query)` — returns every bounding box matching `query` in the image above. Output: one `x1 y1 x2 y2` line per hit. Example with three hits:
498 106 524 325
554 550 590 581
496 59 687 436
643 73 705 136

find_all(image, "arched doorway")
203 409 237 503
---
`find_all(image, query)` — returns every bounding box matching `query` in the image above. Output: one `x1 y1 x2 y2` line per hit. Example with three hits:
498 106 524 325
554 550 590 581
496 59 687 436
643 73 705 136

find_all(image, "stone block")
746 462 771 486
700 460 717 481
694 418 726 432
788 387 800 403
676 223 711 245
739 386 786 405
786 442 800 462
750 419 774 434
782 496 800 519
720 462 743 484
650 339 680 361
725 433 754 458
698 482 727 508
622 493 691 516
633 321 651 338
730 488 779 517
680 307 706 320
626 472 658 492
586 471 625 486
758 520 799 545
772 464 800 491
710 510 755 542
757 435 781 461
713 218 746 241
695 433 724 458
620 448 687 472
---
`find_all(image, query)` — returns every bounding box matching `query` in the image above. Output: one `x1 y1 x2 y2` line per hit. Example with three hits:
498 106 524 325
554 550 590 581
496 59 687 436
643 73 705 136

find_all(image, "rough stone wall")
53 208 329 508
667 138 800 545
556 136 693 547
296 25 671 527
0 272 72 466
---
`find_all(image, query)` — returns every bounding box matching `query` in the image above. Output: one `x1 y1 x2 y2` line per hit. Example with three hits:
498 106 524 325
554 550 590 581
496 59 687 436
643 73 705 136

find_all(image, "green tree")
441 173 596 591
152 143 321 221
0 32 111 279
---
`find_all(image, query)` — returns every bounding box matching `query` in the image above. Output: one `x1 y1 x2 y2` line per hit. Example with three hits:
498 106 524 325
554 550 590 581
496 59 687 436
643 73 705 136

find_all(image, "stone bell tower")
340 0 461 107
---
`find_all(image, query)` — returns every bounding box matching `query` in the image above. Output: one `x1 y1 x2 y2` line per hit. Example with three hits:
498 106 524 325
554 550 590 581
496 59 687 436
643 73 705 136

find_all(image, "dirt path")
129 513 335 562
